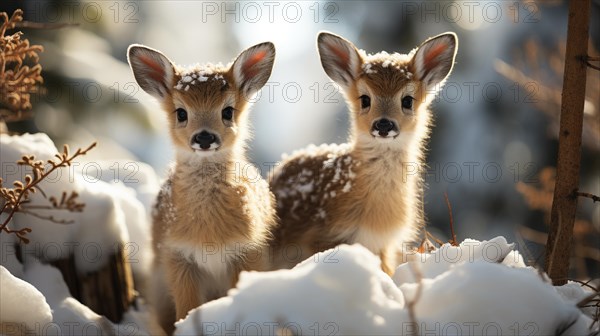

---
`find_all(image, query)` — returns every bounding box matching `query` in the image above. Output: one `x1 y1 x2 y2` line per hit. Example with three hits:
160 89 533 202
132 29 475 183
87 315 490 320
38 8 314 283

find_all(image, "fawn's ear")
317 31 362 89
127 44 175 100
411 32 458 91
232 42 276 97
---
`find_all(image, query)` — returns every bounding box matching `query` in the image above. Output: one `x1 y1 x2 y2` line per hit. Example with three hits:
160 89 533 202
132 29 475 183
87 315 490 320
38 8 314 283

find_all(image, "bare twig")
443 192 458 246
576 191 600 203
1 226 31 243
586 55 600 71
417 230 436 254
19 208 74 225
426 231 445 246
15 21 79 29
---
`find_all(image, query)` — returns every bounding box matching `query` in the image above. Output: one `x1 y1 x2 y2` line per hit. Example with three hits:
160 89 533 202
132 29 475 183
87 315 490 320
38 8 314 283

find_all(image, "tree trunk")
544 0 591 286
50 245 136 323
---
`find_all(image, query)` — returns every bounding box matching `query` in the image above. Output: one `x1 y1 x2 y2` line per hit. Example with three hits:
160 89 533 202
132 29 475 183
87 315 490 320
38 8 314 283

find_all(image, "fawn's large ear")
231 42 276 97
317 31 362 89
127 44 175 100
411 32 458 91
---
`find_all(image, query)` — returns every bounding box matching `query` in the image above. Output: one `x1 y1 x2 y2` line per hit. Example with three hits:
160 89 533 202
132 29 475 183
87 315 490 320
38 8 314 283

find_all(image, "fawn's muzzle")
372 119 398 137
192 131 219 150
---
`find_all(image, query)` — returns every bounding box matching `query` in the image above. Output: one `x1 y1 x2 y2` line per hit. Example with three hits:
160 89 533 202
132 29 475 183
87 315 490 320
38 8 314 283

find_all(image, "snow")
393 236 518 284
0 265 52 332
362 62 377 74
398 262 591 335
175 245 406 336
0 133 155 276
0 133 160 333
556 282 599 318
84 160 160 215
173 62 229 91
21 260 161 335
359 49 415 79
176 241 597 335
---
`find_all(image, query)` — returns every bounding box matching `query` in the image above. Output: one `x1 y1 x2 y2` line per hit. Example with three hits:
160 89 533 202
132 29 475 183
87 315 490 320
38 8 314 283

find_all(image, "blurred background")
2 0 599 278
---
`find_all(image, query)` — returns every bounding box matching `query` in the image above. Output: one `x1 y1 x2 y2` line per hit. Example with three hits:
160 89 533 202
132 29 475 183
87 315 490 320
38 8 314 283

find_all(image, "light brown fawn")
128 42 277 333
270 32 458 275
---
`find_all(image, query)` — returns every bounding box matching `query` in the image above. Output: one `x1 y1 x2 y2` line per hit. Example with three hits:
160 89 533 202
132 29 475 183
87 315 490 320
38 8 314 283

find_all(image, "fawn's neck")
173 147 248 185
351 134 425 185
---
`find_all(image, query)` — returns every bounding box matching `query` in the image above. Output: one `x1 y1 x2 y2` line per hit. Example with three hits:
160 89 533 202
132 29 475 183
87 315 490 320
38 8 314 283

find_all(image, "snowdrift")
176 241 596 335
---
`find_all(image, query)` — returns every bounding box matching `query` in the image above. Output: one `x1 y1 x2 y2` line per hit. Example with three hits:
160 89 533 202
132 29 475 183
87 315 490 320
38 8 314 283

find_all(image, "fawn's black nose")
193 131 217 150
372 119 396 136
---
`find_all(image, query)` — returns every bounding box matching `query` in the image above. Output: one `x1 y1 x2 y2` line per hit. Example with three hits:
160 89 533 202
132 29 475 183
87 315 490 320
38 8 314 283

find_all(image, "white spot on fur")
191 142 221 151
342 181 352 193
362 63 377 74
370 130 399 138
170 243 239 281
152 180 176 228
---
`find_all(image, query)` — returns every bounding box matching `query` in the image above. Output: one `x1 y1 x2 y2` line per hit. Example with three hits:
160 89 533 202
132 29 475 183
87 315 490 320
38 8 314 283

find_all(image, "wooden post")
544 0 591 286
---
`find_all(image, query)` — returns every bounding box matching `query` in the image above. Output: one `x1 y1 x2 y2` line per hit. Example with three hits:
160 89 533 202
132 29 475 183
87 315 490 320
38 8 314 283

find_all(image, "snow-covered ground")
1 133 598 335
176 240 597 335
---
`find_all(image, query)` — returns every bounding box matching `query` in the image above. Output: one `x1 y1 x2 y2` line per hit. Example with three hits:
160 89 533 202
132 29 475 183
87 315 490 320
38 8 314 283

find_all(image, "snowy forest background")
1 0 599 335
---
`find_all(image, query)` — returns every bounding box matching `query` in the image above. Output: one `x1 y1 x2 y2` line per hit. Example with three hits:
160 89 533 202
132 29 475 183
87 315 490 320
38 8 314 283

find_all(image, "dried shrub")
0 142 97 243
0 9 44 123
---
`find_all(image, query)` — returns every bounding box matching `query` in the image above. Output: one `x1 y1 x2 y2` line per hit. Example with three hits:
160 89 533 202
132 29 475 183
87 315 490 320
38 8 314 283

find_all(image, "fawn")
270 32 458 275
128 42 277 332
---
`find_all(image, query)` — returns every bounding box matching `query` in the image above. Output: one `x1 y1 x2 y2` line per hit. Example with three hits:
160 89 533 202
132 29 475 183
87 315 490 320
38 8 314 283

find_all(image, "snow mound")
399 262 591 335
0 265 52 332
176 242 595 335
175 244 406 335
21 260 160 335
393 236 524 284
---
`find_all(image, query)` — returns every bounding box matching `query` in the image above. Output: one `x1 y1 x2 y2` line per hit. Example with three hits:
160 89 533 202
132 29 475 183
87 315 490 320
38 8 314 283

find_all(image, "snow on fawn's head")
317 32 457 149
127 43 275 159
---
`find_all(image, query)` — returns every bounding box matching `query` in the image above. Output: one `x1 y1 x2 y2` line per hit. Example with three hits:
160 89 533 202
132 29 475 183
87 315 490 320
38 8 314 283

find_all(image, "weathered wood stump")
50 245 136 323
13 242 136 323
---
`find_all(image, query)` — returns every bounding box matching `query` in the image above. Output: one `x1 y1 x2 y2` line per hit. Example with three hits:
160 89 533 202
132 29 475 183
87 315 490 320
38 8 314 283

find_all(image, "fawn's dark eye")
222 106 234 121
402 96 414 109
359 95 371 109
176 108 187 122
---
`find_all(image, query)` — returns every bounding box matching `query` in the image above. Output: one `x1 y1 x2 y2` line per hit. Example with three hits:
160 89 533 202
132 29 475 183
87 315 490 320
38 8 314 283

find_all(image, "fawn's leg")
379 249 394 276
150 263 176 334
165 253 204 321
